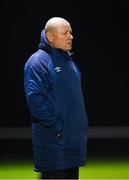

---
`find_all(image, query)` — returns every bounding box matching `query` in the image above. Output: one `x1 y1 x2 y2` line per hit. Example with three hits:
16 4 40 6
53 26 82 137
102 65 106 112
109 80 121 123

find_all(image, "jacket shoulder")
24 49 51 72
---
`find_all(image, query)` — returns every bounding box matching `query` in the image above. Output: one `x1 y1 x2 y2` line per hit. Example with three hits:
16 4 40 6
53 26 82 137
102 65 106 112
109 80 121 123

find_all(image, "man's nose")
70 34 73 39
68 33 73 39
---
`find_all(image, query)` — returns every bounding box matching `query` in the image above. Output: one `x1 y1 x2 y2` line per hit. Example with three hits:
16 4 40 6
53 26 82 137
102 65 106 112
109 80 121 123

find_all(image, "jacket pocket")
46 116 64 139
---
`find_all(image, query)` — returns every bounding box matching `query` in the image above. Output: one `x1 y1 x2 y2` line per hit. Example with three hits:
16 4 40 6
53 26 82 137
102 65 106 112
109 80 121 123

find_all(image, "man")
24 17 88 179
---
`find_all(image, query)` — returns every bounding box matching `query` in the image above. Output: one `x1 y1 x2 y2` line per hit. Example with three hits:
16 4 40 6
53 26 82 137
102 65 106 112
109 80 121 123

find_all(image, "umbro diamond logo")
54 67 61 72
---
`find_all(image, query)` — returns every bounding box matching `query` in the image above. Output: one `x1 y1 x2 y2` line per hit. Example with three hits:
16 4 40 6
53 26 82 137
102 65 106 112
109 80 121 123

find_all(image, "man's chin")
66 46 72 51
61 46 72 52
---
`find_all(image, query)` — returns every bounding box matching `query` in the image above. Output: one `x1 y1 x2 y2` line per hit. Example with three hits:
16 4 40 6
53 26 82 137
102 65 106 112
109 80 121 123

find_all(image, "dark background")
1 0 129 159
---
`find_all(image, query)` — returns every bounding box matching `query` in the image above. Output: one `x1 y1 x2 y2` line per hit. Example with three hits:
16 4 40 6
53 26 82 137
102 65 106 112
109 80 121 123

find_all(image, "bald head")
45 17 70 33
44 17 73 51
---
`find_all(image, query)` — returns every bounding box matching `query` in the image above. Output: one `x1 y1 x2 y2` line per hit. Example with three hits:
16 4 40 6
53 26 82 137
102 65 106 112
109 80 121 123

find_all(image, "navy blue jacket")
24 30 88 171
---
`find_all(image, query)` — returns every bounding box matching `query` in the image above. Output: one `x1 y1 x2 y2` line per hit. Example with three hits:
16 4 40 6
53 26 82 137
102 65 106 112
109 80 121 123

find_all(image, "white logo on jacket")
54 67 61 72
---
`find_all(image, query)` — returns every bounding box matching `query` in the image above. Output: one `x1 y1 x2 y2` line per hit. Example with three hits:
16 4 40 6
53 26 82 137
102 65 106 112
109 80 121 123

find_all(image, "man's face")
50 23 73 51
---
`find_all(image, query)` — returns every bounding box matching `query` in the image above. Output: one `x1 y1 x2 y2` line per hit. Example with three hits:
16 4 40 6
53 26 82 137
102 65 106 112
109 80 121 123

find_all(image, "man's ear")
46 32 54 43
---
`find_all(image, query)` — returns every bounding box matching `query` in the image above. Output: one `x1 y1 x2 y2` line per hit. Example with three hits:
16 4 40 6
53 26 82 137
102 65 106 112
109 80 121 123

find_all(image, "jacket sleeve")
24 63 61 134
